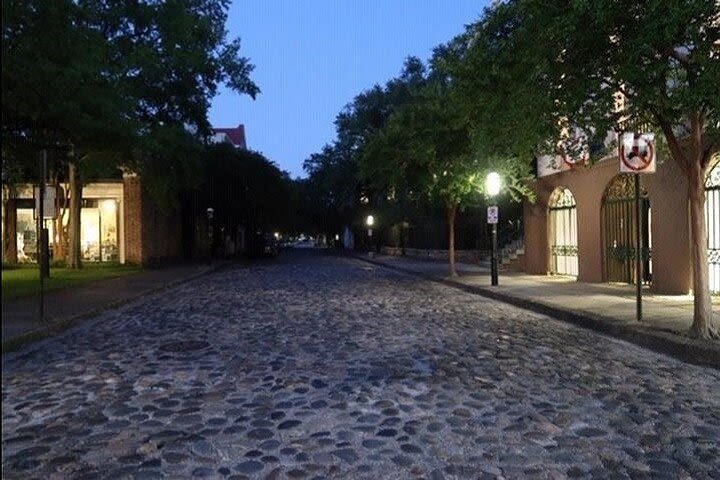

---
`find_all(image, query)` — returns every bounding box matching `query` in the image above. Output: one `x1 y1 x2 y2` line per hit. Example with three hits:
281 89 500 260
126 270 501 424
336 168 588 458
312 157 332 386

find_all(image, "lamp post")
486 172 501 286
366 215 374 257
206 207 214 265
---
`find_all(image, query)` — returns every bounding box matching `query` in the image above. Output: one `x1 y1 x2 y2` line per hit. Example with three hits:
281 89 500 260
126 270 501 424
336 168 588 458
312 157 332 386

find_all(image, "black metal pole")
40 150 50 278
491 221 498 286
38 150 46 321
208 219 213 265
635 173 642 321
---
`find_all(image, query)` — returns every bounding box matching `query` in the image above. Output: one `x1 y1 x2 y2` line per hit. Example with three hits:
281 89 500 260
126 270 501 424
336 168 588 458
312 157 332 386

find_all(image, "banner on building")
619 133 656 173
537 154 572 177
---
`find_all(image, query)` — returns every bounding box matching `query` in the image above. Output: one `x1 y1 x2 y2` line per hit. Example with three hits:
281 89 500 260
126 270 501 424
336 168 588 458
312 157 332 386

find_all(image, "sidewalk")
2 260 232 350
357 253 720 369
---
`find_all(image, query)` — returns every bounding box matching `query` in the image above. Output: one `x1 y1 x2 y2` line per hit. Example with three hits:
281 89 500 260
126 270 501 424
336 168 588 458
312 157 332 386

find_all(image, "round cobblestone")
2 252 719 478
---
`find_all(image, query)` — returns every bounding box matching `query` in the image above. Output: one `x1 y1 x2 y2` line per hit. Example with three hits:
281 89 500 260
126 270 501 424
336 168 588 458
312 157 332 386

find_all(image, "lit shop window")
80 199 119 262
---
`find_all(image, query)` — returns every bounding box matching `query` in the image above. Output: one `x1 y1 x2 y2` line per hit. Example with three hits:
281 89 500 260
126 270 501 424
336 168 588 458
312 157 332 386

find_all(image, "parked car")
292 237 315 249
247 232 279 258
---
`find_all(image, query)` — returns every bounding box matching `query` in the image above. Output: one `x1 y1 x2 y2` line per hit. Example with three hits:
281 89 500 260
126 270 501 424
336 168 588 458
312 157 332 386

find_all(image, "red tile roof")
212 124 247 149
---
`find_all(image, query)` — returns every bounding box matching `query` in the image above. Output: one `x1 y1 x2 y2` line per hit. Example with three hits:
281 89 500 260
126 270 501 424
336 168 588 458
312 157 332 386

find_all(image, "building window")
78 199 119 262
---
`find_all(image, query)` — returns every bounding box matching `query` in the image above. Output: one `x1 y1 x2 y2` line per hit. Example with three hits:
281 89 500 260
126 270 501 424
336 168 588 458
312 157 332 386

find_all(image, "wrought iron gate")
602 174 652 284
549 188 578 275
707 162 720 294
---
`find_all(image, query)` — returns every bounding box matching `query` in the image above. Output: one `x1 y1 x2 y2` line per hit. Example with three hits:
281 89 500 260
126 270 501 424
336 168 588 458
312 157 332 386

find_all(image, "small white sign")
487 206 499 224
367 228 373 237
34 185 58 219
619 132 656 173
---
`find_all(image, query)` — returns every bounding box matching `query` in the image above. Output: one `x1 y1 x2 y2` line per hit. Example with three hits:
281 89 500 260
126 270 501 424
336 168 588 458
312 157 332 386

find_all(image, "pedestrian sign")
487 206 499 224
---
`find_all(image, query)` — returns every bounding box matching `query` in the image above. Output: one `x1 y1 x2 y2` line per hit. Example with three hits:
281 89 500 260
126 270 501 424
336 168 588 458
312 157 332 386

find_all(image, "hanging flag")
536 154 571 177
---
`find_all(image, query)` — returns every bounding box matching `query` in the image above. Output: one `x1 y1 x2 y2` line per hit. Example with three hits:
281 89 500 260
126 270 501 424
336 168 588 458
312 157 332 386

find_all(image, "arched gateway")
548 187 578 276
707 161 720 293
602 174 652 284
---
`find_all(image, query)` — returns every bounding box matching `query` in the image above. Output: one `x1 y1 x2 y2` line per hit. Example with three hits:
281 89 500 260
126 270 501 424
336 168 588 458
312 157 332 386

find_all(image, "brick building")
211 124 247 149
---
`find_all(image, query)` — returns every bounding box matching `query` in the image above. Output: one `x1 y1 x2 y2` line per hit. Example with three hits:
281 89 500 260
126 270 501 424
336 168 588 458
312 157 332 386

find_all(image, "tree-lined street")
3 251 719 479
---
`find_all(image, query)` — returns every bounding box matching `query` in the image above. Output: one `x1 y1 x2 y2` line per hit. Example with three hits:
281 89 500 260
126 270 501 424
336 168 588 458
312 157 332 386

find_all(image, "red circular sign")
620 135 654 171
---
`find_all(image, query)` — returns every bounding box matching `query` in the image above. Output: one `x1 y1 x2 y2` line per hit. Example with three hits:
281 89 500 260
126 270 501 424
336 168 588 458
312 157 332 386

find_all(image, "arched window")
548 187 578 276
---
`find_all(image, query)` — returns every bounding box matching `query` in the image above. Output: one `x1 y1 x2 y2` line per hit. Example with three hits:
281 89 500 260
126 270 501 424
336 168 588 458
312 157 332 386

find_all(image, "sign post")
487 205 499 286
366 215 374 257
37 150 47 320
619 133 656 322
34 181 58 280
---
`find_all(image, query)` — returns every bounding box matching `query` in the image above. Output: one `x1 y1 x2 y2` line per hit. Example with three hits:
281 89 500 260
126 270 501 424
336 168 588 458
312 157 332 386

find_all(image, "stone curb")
1 261 236 354
354 254 720 370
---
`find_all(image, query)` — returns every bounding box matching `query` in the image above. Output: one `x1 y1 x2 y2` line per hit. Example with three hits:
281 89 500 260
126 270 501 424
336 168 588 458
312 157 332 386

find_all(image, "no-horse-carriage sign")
619 132 656 173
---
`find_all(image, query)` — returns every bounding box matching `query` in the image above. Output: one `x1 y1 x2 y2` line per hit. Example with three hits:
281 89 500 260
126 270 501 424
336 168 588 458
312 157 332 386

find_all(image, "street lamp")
366 215 375 256
485 172 501 286
206 207 214 264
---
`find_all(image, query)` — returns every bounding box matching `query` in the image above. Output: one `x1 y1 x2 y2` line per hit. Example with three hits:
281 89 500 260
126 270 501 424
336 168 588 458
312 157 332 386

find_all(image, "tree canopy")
2 0 259 185
456 0 719 337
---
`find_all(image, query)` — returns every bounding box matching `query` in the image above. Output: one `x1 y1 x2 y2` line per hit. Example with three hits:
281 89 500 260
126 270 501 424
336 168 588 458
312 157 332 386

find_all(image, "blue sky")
209 0 488 178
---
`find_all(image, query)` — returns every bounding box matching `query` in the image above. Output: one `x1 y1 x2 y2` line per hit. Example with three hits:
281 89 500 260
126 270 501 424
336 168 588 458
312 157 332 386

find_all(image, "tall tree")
302 144 360 237
206 144 292 233
361 52 534 276
3 0 259 268
460 0 719 338
300 57 428 241
3 0 136 267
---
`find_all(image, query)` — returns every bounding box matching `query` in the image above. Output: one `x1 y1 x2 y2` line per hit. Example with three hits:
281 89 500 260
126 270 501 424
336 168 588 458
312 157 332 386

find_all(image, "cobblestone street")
2 251 719 479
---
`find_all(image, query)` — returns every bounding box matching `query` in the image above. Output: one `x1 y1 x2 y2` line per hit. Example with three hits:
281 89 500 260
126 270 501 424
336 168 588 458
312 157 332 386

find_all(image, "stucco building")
523 152 720 294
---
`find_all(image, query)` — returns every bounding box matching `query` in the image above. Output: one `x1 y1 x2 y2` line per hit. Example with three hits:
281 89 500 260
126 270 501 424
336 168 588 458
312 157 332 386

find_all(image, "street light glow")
366 215 374 227
486 172 501 197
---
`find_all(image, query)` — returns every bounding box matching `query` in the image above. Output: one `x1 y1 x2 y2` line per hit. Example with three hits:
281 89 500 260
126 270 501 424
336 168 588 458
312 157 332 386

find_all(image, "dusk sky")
208 0 489 178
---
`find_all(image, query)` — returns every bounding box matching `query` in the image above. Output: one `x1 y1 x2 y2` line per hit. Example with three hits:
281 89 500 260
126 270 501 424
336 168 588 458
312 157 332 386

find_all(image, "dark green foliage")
202 144 293 235
2 0 259 199
457 0 718 337
459 0 718 161
2 0 135 170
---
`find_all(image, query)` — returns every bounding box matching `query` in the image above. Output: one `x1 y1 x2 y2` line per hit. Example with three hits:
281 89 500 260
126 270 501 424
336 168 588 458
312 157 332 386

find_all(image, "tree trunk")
2 185 18 264
447 202 458 277
687 164 718 338
67 159 83 269
54 183 69 263
656 112 718 339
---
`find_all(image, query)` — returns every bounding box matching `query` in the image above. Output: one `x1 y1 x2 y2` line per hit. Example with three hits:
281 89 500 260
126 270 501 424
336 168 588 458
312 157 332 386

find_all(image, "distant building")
211 124 247 149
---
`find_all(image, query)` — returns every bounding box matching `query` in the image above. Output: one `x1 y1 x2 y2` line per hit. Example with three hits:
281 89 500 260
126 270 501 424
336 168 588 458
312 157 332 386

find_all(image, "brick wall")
143 198 182 265
123 175 143 264
123 175 183 266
